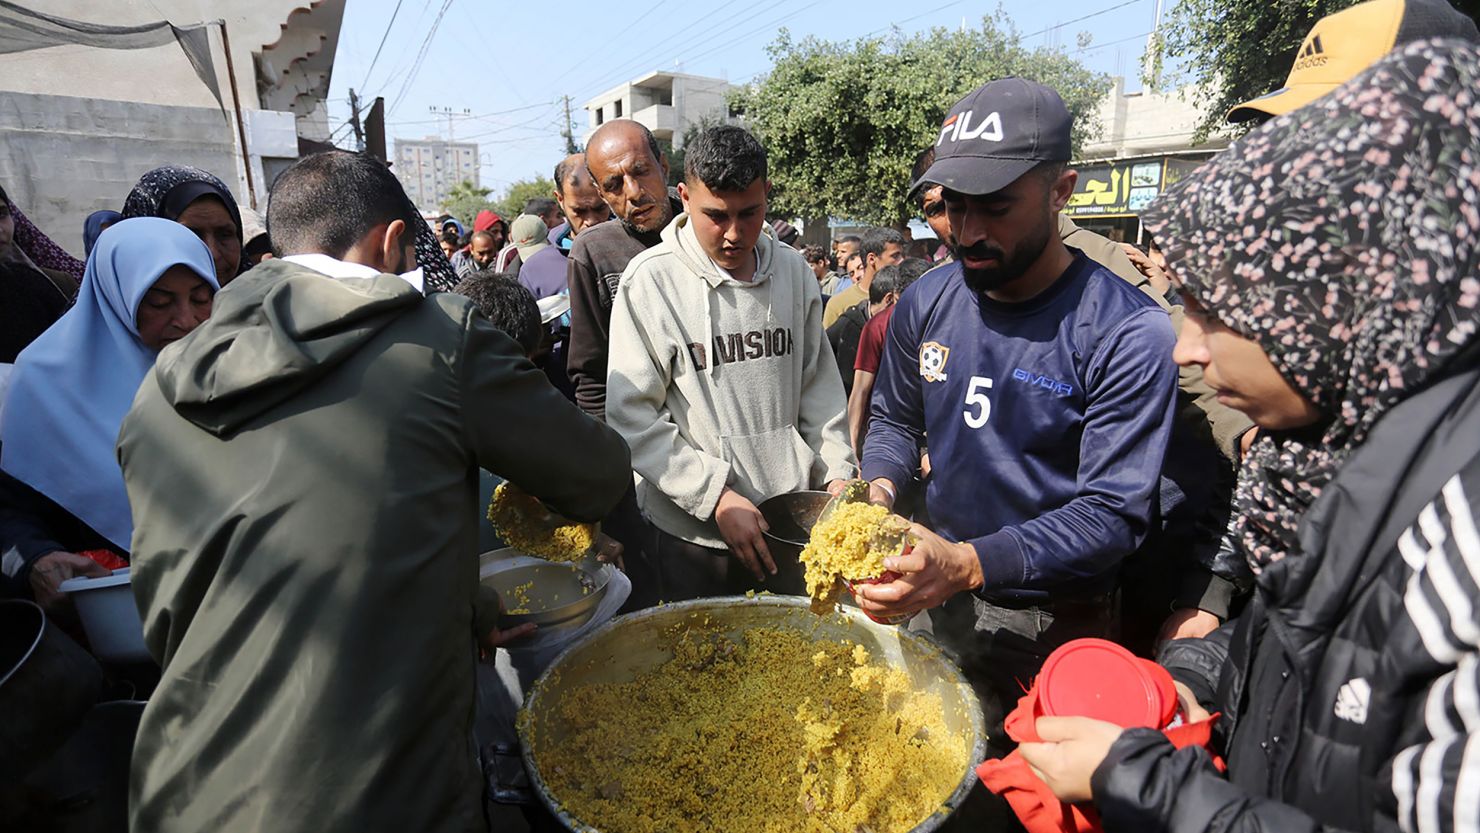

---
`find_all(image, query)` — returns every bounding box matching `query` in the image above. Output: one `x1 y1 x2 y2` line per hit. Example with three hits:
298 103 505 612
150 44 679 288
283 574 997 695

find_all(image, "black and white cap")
911 77 1073 197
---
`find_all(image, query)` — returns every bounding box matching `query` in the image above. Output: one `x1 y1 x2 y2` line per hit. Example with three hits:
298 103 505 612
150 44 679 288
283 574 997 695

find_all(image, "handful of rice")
800 502 912 614
487 482 595 562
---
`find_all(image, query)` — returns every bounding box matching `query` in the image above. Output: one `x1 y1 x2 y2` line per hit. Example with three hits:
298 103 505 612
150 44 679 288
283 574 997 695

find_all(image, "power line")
383 100 557 127
1019 0 1146 43
545 0 677 91
1071 29 1155 55
566 0 794 105
617 0 827 98
357 0 407 91
387 0 457 115
859 0 969 38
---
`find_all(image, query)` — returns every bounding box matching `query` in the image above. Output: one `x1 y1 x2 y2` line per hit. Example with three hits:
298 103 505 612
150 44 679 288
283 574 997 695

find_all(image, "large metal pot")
0 600 105 782
518 596 987 833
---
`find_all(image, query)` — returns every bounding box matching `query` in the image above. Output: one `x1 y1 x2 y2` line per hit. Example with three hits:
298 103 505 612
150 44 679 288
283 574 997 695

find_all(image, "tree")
661 116 723 187
493 175 557 220
732 16 1108 228
1148 0 1479 142
442 180 496 227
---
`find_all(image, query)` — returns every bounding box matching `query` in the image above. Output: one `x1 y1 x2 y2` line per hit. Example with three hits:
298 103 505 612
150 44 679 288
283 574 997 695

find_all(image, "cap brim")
1227 82 1339 123
910 155 1039 198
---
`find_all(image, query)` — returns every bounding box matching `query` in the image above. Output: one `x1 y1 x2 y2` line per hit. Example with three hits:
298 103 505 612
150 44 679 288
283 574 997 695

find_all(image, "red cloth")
474 210 503 233
78 549 128 571
975 662 1224 833
854 305 893 374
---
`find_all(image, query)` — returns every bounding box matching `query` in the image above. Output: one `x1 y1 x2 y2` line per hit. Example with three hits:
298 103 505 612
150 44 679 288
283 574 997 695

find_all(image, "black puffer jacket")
1089 362 1480 833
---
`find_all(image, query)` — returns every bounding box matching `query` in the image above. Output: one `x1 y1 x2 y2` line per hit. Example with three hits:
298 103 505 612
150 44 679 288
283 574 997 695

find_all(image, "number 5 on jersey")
963 376 993 428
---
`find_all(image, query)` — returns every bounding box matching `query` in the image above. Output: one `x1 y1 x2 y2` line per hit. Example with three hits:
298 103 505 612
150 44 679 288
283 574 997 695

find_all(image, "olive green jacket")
1059 215 1255 460
119 259 630 833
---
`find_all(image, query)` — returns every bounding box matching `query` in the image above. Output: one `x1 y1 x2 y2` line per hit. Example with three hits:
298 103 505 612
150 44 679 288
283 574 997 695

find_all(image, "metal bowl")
518 596 987 833
758 489 831 548
479 548 613 631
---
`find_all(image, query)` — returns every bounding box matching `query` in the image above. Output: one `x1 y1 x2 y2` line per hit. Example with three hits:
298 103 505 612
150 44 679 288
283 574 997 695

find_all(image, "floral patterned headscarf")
1142 38 1480 573
1 188 85 283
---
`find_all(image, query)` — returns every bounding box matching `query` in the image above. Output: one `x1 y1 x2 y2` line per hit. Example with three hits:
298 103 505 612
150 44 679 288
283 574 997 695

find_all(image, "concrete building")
393 137 479 212
0 0 344 254
583 70 737 149
1067 77 1230 243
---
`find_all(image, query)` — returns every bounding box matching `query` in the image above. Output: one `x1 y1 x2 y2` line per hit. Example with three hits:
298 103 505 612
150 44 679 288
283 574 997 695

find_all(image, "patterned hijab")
1 186 85 282
410 198 460 293
1142 39 1480 573
122 165 243 279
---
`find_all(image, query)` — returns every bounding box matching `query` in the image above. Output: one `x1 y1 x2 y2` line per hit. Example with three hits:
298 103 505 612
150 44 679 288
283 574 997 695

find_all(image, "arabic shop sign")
1064 156 1207 218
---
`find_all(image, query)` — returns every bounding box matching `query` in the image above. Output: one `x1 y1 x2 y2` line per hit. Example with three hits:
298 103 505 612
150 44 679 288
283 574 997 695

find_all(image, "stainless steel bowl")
518 596 987 833
758 489 831 548
479 548 612 630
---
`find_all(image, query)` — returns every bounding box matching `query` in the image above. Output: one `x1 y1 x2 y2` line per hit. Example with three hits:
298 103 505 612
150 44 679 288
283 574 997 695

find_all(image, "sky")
326 0 1171 196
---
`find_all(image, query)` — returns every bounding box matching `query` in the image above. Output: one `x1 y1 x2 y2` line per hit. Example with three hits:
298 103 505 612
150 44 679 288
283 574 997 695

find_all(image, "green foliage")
733 16 1108 227
1148 0 1361 142
1149 0 1479 141
493 176 558 221
662 117 724 187
442 180 495 227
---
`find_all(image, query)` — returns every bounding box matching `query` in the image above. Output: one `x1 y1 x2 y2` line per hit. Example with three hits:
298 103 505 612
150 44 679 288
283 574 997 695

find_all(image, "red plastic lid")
1036 638 1170 729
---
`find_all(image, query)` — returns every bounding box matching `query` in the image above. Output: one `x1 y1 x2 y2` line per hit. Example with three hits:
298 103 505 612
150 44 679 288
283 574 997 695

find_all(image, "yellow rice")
531 625 966 833
487 482 595 562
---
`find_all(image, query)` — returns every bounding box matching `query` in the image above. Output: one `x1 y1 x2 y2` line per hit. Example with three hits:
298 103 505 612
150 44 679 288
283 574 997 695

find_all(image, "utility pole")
429 105 471 208
560 94 580 155
348 88 365 151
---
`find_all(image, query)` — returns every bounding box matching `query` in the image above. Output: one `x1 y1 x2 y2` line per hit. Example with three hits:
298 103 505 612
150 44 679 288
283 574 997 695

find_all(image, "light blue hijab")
0 217 218 550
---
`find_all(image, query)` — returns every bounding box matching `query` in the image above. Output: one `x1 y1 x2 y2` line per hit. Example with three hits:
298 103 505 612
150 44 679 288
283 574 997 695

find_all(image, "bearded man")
852 79 1179 747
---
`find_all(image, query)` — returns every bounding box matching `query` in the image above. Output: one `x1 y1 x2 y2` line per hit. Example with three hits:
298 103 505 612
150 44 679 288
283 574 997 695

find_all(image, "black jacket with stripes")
1087 359 1480 833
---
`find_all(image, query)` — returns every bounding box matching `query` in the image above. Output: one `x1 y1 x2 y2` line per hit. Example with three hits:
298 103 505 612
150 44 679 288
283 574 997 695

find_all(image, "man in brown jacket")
118 151 631 833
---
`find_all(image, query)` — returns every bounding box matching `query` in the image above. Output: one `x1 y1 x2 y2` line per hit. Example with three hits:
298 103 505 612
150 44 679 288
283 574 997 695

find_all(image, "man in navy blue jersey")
854 79 1179 730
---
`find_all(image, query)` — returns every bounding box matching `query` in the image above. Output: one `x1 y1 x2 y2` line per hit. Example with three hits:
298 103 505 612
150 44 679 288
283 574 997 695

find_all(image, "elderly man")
566 119 681 421
118 150 630 833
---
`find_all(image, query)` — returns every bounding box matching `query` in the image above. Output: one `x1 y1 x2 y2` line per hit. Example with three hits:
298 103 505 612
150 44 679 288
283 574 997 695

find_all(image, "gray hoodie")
606 214 855 548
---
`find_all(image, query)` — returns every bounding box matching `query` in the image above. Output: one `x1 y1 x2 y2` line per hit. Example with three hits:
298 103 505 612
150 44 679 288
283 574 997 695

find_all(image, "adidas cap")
1228 0 1479 122
910 77 1072 198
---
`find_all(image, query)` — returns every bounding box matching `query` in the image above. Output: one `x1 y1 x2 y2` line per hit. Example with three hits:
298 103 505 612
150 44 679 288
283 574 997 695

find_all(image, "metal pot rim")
516 595 988 833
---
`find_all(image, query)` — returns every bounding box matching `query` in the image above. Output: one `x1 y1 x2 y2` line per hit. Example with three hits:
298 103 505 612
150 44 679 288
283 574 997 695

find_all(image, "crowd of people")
1 0 1479 831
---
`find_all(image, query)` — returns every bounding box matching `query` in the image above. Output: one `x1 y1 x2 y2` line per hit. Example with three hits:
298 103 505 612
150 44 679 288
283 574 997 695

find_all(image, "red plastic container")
1034 638 1178 729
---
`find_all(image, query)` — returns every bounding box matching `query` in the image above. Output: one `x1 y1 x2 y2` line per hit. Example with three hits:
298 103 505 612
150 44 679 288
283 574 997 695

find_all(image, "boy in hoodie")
606 126 855 601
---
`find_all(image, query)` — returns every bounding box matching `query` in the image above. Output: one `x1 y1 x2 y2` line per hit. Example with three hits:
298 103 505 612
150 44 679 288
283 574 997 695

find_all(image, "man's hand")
28 551 110 611
867 478 896 509
1121 243 1171 296
593 532 624 571
1156 608 1221 650
825 479 849 496
851 523 981 618
1239 427 1260 457
1019 716 1124 804
481 594 537 653
715 488 774 581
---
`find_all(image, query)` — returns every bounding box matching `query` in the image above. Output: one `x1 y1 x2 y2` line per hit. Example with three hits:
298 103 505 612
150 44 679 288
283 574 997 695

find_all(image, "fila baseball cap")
1228 0 1479 122
911 77 1073 198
